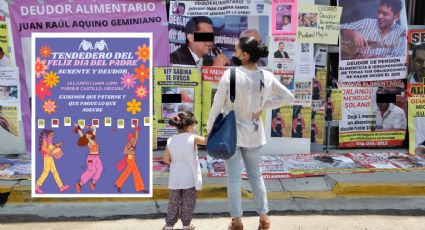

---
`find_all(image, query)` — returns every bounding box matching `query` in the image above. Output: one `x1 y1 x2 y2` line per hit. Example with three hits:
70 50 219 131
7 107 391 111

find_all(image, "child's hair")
77 130 95 147
169 111 196 130
39 129 54 151
238 37 269 63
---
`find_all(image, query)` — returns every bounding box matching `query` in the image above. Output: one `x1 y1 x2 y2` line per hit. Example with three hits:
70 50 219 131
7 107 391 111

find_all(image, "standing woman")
207 37 295 230
74 124 103 193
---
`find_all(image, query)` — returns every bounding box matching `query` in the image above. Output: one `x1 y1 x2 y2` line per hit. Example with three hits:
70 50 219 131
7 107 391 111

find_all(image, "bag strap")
230 68 236 103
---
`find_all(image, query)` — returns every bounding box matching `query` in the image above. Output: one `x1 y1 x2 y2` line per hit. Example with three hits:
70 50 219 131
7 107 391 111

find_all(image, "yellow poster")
297 4 342 45
154 67 202 147
0 2 13 67
408 97 425 155
330 89 342 121
0 105 19 137
315 68 327 101
338 81 407 148
201 67 228 137
312 100 325 145
152 117 157 150
280 105 293 138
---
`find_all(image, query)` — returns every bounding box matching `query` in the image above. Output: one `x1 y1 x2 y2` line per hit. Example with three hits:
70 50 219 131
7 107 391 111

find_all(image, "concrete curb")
333 182 425 196
2 181 425 204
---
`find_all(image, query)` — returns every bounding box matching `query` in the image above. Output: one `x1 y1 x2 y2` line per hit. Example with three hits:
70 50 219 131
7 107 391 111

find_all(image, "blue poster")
32 33 152 197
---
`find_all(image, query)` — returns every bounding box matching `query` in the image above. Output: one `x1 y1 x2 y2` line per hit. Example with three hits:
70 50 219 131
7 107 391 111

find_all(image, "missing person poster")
408 98 425 155
271 105 294 138
297 4 342 45
169 0 270 68
270 36 297 82
32 33 152 197
201 66 228 137
407 30 425 97
154 67 202 146
0 68 25 154
338 80 407 148
272 0 297 36
338 0 408 82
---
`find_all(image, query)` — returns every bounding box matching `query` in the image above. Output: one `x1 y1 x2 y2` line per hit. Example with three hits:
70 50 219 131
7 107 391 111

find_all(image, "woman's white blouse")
207 66 295 148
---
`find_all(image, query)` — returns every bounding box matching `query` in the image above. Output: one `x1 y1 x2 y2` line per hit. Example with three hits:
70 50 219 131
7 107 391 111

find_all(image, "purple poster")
32 33 152 197
9 0 168 155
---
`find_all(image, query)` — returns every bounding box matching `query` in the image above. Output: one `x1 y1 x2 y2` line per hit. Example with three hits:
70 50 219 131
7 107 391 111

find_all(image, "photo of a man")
0 85 9 100
0 85 17 101
372 87 407 131
340 0 406 60
408 43 425 84
170 16 230 67
280 75 294 91
274 42 290 58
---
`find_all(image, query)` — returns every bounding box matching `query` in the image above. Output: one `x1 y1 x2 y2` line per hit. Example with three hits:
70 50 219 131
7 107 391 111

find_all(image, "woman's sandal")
228 218 243 230
161 226 173 230
182 224 195 230
258 215 271 230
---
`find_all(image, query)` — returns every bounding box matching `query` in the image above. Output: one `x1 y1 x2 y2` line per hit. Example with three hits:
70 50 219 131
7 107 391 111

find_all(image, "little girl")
162 111 206 230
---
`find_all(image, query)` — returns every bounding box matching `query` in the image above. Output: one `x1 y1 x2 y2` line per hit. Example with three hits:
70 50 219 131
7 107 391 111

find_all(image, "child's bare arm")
163 147 171 165
194 135 207 146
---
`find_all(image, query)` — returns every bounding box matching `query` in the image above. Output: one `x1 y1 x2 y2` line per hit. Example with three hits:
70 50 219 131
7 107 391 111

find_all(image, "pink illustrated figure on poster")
74 124 103 193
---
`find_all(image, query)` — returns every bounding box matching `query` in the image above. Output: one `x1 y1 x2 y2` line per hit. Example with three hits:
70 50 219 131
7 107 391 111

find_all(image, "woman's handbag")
206 68 237 160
